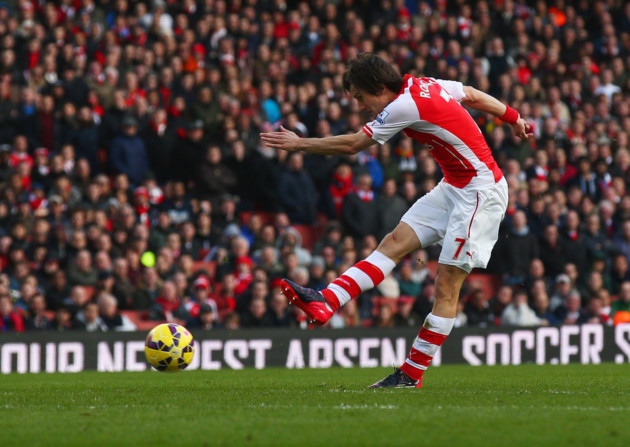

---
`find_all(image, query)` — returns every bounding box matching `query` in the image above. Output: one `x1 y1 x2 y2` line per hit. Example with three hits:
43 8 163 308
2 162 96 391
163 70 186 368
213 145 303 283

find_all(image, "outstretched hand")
260 126 301 151
511 118 534 140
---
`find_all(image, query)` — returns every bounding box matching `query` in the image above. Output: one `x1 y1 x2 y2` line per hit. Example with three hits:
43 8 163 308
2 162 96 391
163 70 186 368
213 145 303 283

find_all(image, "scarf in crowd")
355 188 374 202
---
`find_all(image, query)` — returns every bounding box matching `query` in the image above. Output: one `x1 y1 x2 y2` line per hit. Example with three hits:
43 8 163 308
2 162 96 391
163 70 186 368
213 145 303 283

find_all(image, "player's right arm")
460 86 532 140
260 126 376 155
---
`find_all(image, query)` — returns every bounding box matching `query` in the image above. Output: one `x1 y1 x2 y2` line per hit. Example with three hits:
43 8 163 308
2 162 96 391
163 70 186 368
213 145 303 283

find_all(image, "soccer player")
260 53 532 388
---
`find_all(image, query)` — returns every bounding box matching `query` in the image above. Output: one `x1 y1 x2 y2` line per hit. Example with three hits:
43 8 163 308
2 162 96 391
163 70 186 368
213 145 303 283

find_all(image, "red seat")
292 224 321 250
371 296 399 316
465 273 500 298
120 310 151 331
84 285 96 300
239 211 276 227
191 261 217 280
424 260 439 278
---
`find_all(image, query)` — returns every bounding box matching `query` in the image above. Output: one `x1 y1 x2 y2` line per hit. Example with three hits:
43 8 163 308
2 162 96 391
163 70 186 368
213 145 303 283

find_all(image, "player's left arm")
460 86 533 140
260 126 375 155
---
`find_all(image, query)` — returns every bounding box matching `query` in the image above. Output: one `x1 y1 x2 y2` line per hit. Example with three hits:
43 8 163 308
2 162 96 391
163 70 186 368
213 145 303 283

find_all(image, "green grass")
1 364 629 447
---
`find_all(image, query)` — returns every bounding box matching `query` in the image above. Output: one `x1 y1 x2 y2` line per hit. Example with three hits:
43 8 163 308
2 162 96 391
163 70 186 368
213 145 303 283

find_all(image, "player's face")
349 85 389 119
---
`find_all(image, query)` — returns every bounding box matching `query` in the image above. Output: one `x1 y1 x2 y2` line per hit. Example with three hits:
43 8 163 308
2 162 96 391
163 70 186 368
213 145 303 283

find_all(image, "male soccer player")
260 53 532 388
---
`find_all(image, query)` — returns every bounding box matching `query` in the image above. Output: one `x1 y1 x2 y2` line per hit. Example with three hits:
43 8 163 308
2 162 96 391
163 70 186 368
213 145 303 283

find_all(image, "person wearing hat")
190 274 218 317
549 273 573 311
109 114 149 187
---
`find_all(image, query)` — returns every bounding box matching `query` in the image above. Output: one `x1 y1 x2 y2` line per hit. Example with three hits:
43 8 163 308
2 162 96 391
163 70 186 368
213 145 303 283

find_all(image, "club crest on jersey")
375 110 389 124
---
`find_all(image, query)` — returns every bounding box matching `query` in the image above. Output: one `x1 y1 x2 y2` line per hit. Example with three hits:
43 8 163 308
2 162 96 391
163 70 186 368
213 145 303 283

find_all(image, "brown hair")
342 53 403 95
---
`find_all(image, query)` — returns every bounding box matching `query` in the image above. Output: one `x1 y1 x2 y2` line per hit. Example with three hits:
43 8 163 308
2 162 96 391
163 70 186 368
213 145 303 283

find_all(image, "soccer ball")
144 323 195 372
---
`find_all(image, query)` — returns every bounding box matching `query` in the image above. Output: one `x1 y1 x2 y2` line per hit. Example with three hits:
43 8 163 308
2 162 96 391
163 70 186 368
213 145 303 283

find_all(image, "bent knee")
377 231 419 263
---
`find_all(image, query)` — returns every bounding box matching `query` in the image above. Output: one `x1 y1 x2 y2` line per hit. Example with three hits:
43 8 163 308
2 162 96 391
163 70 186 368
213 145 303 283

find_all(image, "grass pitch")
1 363 629 447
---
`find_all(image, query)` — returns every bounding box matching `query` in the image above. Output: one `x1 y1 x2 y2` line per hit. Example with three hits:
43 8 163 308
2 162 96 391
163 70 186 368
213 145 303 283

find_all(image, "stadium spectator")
131 267 161 310
50 304 85 331
610 281 630 320
277 152 318 225
553 290 583 325
560 210 589 274
609 253 630 295
464 288 495 328
187 302 221 330
393 296 422 328
397 260 422 298
240 296 272 328
0 294 25 332
109 116 149 188
578 297 608 325
341 173 378 241
76 301 108 332
538 224 568 278
375 178 408 239
329 298 362 329
532 290 559 326
190 275 218 316
489 284 514 321
494 209 540 285
195 145 238 207
111 257 133 310
373 302 396 328
96 293 137 332
66 250 97 287
24 292 52 331
501 288 541 327
150 280 189 323
548 273 574 311
266 292 293 328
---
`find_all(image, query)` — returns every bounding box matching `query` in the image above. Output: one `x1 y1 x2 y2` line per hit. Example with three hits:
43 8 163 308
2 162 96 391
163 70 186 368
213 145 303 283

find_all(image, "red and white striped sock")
400 313 455 381
320 251 396 311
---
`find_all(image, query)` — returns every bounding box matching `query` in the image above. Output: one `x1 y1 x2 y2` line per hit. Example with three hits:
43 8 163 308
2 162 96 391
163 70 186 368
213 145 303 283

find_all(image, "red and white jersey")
362 75 502 189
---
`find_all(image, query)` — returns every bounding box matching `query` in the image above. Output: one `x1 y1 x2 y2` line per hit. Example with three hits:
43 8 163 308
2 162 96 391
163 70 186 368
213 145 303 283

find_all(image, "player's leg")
280 222 421 325
369 263 467 389
321 222 421 308
371 179 508 388
394 263 467 386
281 182 449 325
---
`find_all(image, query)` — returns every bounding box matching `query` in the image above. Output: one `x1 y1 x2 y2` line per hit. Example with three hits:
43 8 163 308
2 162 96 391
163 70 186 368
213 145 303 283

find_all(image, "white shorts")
401 177 508 273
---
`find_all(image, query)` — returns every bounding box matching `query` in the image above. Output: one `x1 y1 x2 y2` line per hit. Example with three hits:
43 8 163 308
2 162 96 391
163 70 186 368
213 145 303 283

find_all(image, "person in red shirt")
9 135 33 170
151 280 188 322
0 294 25 332
261 53 532 388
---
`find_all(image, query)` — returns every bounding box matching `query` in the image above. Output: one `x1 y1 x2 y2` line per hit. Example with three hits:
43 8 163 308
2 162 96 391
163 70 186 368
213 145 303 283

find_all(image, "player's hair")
342 53 403 95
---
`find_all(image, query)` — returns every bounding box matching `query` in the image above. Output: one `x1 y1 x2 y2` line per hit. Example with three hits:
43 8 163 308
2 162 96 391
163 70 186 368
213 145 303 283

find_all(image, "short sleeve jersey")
362 75 503 188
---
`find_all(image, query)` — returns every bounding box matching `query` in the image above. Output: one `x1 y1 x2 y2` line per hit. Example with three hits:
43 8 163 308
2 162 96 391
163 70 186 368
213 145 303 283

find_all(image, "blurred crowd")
2 0 630 334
